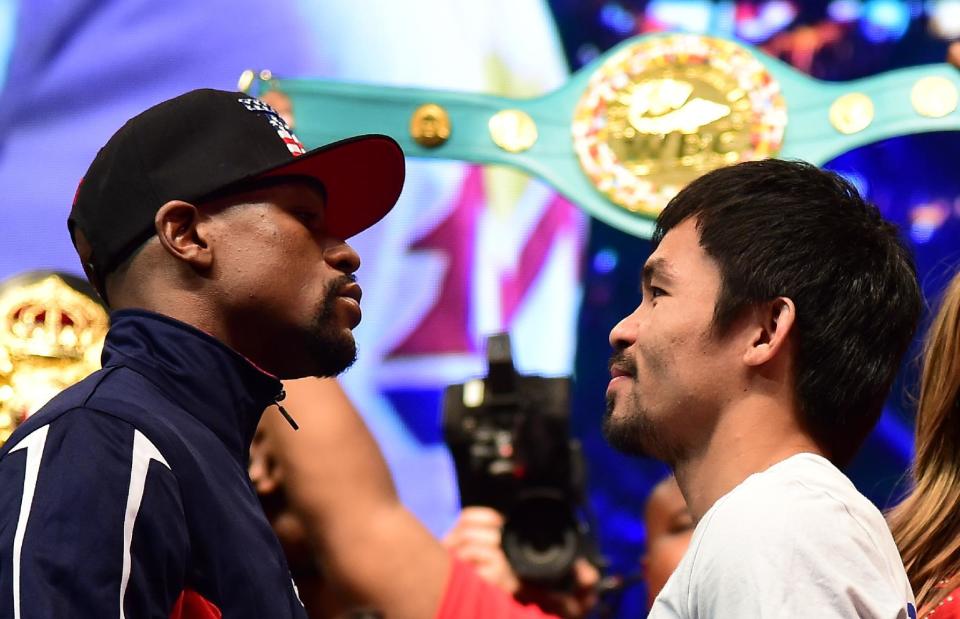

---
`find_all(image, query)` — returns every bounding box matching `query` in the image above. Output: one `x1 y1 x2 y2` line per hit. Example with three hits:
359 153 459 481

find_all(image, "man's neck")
673 397 824 523
112 294 225 345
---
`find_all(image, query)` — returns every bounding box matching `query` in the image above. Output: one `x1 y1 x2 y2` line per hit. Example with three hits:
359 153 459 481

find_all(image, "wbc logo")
237 97 307 157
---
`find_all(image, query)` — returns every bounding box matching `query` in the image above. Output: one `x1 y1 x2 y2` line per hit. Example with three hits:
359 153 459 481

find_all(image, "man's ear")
154 200 213 270
743 297 796 367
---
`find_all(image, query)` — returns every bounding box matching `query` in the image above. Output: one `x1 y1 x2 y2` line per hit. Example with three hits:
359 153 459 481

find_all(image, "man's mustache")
608 351 637 378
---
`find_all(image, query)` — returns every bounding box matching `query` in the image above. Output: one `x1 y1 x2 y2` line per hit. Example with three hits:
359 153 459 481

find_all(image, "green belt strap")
255 33 960 238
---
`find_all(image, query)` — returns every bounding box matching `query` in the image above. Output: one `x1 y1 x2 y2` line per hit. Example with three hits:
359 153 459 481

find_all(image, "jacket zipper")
273 389 299 430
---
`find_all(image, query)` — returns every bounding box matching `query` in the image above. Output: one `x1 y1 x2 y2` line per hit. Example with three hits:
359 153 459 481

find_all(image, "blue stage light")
593 247 619 275
828 0 863 22
861 0 911 42
600 2 636 35
874 409 915 463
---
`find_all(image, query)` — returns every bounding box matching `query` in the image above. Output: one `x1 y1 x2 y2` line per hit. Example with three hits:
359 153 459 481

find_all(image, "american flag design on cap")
238 97 306 157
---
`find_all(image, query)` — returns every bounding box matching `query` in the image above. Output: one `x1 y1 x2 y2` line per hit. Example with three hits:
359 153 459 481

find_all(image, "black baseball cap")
68 88 405 291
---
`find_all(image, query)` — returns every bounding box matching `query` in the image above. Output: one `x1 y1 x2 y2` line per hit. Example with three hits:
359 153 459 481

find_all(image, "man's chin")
311 345 357 378
302 329 357 378
602 402 668 459
603 396 638 452
602 414 647 457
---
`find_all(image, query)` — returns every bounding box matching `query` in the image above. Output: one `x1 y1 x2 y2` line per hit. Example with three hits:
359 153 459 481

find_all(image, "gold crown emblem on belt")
0 273 108 446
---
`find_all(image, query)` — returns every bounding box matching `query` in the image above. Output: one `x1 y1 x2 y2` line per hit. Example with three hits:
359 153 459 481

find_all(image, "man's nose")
609 310 638 351
325 241 361 274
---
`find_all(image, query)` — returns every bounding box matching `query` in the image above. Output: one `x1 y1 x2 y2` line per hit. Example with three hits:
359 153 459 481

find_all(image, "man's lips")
337 282 362 304
335 281 363 328
606 367 633 397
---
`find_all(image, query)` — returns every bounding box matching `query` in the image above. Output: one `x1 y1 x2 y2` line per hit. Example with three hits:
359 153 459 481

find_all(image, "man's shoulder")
0 365 169 461
676 454 914 616
691 453 905 579
702 454 884 540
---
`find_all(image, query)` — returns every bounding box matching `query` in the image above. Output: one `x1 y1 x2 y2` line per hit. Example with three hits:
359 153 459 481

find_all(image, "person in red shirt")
250 377 599 619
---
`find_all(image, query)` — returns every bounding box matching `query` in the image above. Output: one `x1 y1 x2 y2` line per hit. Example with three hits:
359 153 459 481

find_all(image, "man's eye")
650 286 666 299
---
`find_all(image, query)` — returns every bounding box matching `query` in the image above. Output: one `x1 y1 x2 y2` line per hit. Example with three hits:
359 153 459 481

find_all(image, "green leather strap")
260 34 960 239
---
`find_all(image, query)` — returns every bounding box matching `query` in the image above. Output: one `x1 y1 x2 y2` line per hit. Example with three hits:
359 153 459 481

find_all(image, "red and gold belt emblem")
572 35 788 217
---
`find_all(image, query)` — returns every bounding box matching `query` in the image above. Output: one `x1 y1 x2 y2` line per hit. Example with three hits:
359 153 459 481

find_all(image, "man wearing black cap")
0 89 405 618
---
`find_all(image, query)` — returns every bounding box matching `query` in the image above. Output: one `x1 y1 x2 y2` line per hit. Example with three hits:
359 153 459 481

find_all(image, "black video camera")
442 333 590 586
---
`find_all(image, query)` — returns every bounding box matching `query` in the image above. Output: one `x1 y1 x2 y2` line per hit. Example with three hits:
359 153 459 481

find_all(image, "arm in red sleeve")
436 558 560 619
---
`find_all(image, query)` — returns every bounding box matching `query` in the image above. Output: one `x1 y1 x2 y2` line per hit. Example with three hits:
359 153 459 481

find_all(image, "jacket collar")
101 309 283 465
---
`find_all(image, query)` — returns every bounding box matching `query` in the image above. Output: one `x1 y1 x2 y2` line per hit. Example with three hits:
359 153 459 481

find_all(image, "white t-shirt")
649 453 916 619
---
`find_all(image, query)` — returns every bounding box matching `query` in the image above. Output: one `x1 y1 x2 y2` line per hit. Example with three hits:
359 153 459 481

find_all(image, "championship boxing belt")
249 33 960 238
0 272 108 446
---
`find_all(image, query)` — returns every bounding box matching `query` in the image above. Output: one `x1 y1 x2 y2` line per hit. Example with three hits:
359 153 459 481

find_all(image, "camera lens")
502 491 580 585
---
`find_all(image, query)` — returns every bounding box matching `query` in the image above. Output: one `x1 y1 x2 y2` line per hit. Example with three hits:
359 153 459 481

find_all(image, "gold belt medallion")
572 35 788 217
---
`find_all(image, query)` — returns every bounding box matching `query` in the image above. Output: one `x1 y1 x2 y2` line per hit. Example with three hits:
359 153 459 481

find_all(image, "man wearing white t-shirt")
605 159 921 618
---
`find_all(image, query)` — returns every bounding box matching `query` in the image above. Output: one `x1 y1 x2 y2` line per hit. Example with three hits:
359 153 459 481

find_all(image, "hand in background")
443 507 520 594
443 507 600 619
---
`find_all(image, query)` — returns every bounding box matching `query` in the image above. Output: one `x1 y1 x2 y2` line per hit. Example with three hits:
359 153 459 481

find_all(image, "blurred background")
0 1 958 615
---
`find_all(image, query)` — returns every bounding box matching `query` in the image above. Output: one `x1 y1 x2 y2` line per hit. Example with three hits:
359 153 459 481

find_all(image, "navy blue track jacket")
0 310 308 618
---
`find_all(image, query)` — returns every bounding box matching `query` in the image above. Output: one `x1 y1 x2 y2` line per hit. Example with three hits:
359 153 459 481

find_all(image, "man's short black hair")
654 158 922 465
